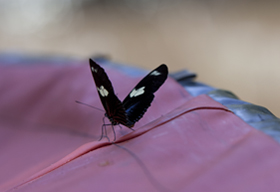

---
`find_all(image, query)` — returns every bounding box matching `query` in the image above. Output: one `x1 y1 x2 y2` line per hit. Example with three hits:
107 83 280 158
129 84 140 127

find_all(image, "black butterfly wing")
89 59 128 125
122 64 168 127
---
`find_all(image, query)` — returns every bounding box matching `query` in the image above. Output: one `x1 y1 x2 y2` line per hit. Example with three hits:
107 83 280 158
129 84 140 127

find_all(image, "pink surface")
1 62 280 192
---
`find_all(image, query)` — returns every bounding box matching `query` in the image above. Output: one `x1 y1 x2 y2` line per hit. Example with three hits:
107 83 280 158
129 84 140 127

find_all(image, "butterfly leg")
98 117 107 141
117 124 135 131
111 124 117 141
98 117 112 142
117 124 122 129
98 123 105 141
99 124 112 142
104 125 110 142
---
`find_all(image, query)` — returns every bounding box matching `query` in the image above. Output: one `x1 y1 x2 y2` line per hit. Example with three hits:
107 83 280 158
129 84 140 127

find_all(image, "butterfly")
89 59 168 140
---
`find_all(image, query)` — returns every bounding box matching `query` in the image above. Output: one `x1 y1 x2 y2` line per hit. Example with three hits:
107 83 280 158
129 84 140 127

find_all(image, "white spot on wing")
130 87 145 97
91 66 97 73
97 86 109 97
151 70 161 76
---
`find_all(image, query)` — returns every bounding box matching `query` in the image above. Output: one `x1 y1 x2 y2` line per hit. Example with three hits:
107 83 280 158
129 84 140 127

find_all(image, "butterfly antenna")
75 100 104 112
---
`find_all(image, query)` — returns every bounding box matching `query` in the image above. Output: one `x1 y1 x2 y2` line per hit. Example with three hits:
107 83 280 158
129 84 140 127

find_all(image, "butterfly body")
89 59 168 138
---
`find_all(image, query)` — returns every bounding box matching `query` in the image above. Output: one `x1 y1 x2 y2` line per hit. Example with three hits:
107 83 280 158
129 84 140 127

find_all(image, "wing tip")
158 64 168 74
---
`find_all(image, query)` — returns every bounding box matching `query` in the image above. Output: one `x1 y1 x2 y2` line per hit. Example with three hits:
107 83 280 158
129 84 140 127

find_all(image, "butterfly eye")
97 86 109 97
150 71 161 76
129 87 145 98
